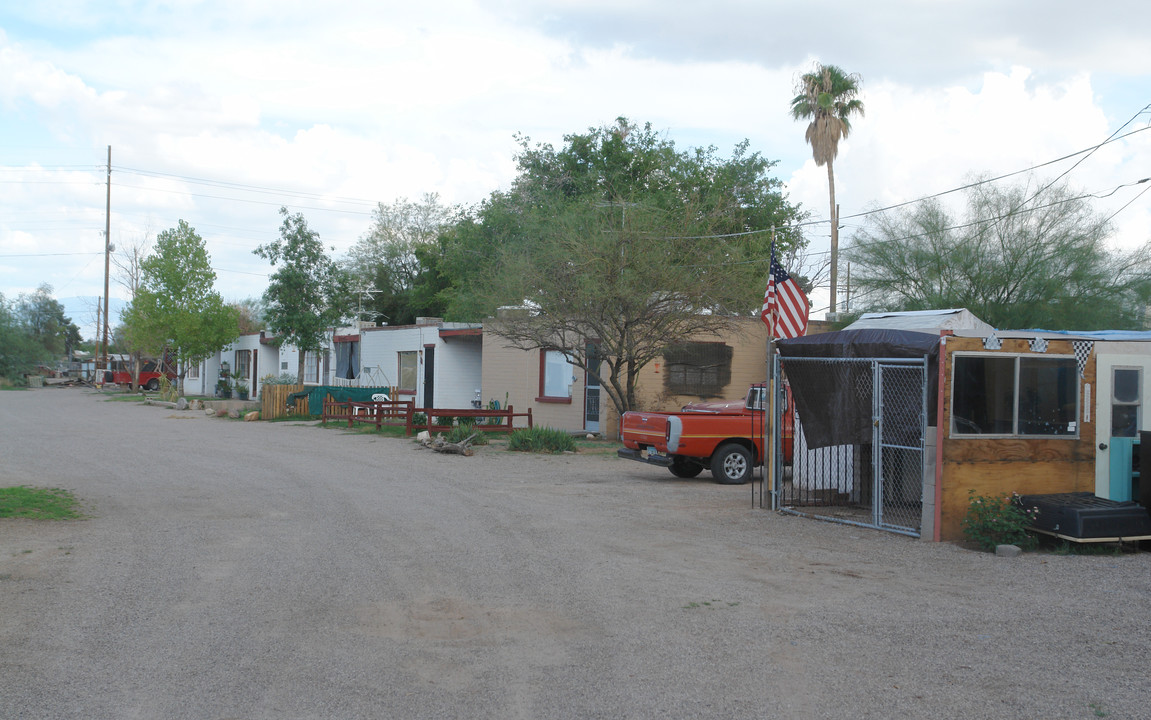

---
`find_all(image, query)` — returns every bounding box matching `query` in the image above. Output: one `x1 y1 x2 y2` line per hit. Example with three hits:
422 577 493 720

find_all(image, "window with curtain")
335 341 359 380
398 351 418 392
235 350 252 379
540 349 573 400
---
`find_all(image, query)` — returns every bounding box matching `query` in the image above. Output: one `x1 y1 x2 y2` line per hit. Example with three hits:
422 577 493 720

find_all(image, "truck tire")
146 378 160 391
669 459 704 478
711 443 752 485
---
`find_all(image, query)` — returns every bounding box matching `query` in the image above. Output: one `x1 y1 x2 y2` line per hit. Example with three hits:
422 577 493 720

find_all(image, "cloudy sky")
2 0 1149 339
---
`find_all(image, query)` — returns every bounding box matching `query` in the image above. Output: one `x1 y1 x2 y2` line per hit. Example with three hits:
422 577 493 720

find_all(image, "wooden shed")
777 320 1151 542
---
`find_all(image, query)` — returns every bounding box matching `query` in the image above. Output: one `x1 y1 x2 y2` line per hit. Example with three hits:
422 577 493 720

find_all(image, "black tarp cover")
776 329 941 449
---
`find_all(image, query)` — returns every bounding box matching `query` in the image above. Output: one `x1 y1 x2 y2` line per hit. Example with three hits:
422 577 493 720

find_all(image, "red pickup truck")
617 383 793 484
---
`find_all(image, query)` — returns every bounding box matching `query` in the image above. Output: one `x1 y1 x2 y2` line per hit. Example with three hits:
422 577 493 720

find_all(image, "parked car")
617 383 794 484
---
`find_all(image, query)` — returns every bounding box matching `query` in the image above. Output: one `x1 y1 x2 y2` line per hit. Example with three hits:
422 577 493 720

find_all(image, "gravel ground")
1 387 1149 720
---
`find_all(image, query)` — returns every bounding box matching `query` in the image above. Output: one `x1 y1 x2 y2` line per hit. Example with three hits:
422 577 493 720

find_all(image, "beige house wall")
481 326 588 432
483 317 832 440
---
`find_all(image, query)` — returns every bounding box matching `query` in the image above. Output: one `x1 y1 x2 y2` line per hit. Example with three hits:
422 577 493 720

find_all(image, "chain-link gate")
771 355 928 537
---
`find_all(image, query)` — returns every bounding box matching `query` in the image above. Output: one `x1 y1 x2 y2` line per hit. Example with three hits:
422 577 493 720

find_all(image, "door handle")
1099 442 1108 450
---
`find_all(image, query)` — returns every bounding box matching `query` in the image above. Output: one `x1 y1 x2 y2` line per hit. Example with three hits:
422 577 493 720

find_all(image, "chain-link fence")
773 356 928 537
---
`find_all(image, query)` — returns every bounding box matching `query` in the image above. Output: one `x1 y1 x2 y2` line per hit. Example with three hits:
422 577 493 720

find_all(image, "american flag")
760 245 809 339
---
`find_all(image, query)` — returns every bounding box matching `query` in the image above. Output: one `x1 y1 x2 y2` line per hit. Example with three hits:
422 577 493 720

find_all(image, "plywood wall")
938 336 1096 541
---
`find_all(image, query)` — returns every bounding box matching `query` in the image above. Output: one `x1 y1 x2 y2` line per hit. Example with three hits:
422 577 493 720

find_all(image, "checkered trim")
1073 340 1094 377
982 334 1001 350
1028 337 1049 353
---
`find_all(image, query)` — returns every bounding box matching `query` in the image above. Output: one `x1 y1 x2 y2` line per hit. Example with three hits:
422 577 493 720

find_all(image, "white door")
1094 354 1151 498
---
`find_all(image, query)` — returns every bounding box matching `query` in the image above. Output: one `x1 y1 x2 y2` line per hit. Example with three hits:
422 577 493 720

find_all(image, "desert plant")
507 426 576 454
445 424 488 445
961 491 1039 552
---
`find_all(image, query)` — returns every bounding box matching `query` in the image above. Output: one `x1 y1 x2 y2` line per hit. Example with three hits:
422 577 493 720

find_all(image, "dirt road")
2 388 1149 719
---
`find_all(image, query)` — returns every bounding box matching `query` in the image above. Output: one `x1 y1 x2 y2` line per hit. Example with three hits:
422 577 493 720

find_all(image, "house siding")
359 322 482 409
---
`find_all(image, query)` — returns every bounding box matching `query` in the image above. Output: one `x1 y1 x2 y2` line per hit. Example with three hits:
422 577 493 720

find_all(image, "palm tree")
791 63 864 318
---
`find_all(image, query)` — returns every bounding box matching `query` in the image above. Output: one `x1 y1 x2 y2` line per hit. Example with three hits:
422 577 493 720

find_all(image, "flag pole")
764 230 777 509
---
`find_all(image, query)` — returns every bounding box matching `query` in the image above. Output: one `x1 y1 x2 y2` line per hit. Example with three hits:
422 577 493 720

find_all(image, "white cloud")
2 1 1149 331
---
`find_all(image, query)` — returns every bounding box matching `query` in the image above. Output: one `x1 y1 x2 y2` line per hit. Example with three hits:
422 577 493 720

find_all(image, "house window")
663 342 733 397
335 340 359 380
235 350 252 380
304 352 321 384
951 354 1078 437
538 349 573 402
1112 367 1142 438
187 362 199 380
398 351 418 392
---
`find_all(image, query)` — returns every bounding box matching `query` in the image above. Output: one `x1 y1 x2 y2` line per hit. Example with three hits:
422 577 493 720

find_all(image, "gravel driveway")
1 388 1149 719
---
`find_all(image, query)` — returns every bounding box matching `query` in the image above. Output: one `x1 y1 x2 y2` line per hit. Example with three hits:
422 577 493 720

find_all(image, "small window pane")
1112 405 1139 438
1018 358 1076 435
952 356 1015 434
1114 368 1140 403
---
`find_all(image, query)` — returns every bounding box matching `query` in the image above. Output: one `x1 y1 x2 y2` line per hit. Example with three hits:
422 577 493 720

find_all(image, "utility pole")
828 202 840 322
101 146 111 371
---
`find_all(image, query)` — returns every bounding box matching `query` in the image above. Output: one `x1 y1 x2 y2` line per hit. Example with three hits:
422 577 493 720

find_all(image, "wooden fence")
321 401 533 436
260 384 307 420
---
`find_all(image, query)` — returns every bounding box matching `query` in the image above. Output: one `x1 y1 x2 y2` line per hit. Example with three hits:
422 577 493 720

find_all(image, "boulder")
176 397 189 411
995 544 1023 558
244 411 260 422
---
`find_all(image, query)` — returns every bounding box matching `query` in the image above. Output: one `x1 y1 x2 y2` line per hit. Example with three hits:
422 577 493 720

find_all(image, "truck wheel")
711 443 752 485
669 459 704 478
146 378 160 391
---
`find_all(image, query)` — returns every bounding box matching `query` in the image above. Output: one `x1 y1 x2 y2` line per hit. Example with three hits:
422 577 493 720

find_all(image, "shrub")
433 415 456 427
445 424 488 445
411 412 428 427
507 426 576 454
961 491 1039 552
260 373 301 385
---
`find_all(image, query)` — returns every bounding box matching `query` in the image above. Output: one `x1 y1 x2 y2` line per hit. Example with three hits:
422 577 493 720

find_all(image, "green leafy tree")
15 284 82 358
791 63 865 316
232 297 266 335
845 178 1151 330
442 118 805 415
344 193 458 325
255 208 351 383
0 292 47 380
121 220 239 392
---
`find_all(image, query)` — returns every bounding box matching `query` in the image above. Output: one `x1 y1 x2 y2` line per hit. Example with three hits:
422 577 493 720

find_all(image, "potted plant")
233 378 250 401
216 377 232 399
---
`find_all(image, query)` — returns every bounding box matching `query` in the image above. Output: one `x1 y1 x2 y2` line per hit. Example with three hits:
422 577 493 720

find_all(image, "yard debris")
418 432 477 456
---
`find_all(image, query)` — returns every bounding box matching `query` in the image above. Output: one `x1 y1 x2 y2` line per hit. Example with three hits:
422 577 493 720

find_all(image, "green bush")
961 491 1039 552
433 415 456 427
260 372 300 385
445 425 488 445
411 412 428 427
507 426 576 454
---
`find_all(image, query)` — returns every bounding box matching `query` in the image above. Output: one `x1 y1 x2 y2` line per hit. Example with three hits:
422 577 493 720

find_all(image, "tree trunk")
297 352 307 385
827 159 838 317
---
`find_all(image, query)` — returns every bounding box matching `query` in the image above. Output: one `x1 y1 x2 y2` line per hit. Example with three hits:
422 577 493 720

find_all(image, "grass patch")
0 486 83 520
507 426 577 454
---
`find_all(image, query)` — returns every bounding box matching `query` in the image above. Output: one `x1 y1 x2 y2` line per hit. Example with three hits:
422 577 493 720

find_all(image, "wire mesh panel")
876 363 927 534
773 356 927 537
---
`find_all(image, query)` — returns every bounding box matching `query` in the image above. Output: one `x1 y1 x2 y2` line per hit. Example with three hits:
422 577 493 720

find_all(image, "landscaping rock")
216 408 228 417
176 397 189 411
205 407 216 416
244 411 259 422
228 409 241 419
995 544 1022 558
